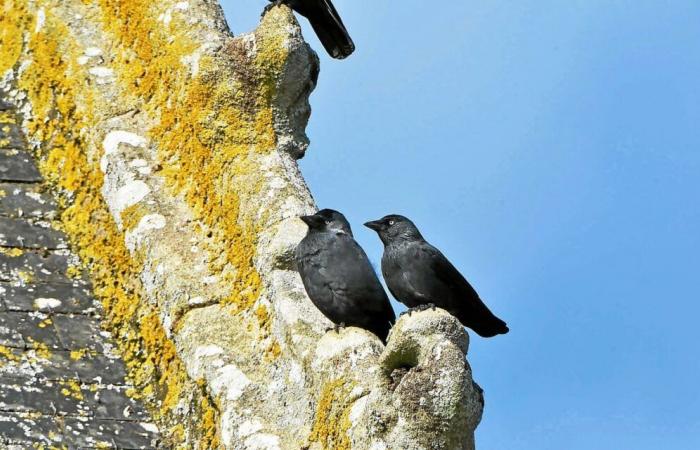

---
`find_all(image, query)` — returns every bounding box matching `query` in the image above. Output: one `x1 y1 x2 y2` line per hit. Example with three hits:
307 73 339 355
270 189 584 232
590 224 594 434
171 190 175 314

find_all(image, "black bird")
296 209 395 342
365 215 509 338
265 0 355 59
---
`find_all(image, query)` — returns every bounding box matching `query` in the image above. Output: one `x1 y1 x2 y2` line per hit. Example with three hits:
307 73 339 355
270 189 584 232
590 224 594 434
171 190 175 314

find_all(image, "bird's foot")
325 322 346 334
262 0 286 17
413 304 435 313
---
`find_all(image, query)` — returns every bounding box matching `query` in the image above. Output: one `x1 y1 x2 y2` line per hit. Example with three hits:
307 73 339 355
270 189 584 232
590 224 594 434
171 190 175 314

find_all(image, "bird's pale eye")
388 220 395 226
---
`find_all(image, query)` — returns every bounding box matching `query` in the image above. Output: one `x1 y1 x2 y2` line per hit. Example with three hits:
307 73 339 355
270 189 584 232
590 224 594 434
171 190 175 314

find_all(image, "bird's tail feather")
472 315 509 338
307 0 355 59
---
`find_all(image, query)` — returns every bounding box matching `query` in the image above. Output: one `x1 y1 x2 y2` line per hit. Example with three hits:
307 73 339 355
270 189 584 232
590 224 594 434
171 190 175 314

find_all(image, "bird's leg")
412 303 435 313
325 322 346 334
262 0 287 17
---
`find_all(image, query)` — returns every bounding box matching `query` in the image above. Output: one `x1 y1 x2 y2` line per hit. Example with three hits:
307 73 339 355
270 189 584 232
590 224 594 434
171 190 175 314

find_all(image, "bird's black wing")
298 0 355 59
325 235 395 340
420 243 509 337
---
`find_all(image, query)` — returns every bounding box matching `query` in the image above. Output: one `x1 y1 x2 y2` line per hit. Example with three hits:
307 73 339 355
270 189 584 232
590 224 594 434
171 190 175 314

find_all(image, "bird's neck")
387 235 422 249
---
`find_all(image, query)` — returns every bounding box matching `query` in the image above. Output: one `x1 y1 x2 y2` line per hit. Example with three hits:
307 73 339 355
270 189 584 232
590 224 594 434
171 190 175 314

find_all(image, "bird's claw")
401 304 436 317
325 323 346 334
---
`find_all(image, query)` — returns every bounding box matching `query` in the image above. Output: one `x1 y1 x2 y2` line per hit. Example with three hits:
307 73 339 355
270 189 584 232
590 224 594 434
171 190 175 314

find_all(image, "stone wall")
0 0 484 448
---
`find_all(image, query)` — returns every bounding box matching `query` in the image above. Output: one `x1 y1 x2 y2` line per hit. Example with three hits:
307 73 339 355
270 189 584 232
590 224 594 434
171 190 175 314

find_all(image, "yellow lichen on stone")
17 269 33 283
27 337 52 360
66 264 82 279
0 345 19 361
0 111 17 124
0 247 24 257
310 379 355 450
4 1 304 446
59 378 84 401
5 3 213 446
69 348 90 360
94 1 294 315
0 0 31 74
119 203 148 231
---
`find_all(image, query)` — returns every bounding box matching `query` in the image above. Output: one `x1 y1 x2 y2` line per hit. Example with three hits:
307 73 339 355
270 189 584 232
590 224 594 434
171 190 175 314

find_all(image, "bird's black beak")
300 214 324 229
364 220 383 232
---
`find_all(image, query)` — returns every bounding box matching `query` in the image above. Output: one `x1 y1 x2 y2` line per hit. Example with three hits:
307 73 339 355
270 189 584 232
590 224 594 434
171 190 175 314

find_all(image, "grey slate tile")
0 92 160 444
72 354 128 386
0 217 67 249
86 386 151 421
52 314 105 352
0 149 41 183
0 182 57 219
63 417 159 449
25 350 128 385
1 282 98 314
0 413 64 447
0 311 63 350
0 249 75 283
0 376 92 416
0 124 25 150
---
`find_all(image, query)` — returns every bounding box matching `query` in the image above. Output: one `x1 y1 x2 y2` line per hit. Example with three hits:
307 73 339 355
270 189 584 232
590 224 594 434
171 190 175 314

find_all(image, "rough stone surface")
0 99 160 448
0 150 41 183
1 1 484 448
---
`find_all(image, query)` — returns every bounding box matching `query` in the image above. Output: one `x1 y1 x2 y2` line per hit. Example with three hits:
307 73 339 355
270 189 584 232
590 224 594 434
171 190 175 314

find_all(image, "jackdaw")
296 209 395 342
264 0 355 59
365 215 509 338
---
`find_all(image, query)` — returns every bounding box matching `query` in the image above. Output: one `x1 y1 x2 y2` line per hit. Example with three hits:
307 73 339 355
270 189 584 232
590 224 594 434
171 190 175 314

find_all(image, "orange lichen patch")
6 3 218 446
137 312 185 412
94 1 294 316
0 0 31 74
310 378 355 450
65 264 82 279
198 389 222 449
119 203 148 231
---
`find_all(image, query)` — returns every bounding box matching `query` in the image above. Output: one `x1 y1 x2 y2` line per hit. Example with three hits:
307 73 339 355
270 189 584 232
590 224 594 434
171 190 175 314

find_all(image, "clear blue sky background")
221 1 700 448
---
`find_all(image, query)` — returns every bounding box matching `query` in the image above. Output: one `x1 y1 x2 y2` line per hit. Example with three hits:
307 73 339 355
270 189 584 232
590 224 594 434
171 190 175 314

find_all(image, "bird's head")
300 209 353 235
364 214 423 245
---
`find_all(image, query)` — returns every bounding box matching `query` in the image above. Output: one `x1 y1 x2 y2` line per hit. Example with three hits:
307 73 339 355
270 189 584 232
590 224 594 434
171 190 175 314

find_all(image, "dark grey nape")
295 209 395 342
265 0 355 59
365 214 509 338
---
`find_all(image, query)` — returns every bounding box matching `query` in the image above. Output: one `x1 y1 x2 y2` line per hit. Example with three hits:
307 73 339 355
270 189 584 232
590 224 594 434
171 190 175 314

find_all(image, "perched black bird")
265 0 355 59
296 209 395 342
365 215 509 338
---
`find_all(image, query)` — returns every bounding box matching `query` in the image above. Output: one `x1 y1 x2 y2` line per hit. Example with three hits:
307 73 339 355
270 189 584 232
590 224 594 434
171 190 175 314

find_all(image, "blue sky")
221 1 700 448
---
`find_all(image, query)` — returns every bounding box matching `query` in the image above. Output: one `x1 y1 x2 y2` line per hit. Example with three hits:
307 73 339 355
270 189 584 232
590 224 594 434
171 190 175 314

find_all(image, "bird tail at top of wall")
308 0 355 59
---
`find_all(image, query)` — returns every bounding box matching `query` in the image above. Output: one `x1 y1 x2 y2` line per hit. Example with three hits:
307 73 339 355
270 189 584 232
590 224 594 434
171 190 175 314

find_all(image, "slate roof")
0 96 160 449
